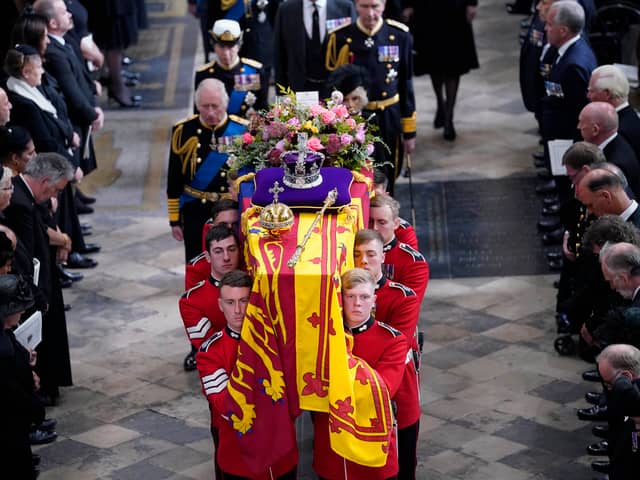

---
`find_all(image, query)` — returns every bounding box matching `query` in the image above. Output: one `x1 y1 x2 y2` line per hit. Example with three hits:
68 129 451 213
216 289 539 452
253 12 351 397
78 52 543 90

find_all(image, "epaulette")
229 114 251 126
399 243 426 262
196 61 216 72
378 321 402 337
328 18 352 35
188 251 208 266
241 57 263 69
386 19 409 32
200 330 223 352
389 281 416 297
398 217 412 229
174 114 199 127
182 280 205 299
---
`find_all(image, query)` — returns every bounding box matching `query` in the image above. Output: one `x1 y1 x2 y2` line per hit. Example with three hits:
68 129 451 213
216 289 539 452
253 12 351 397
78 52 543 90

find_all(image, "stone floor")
34 1 610 479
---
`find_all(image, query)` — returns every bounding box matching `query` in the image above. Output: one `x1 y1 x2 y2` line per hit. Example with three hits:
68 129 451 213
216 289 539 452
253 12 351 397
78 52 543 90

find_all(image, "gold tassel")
325 34 351 72
234 172 256 192
171 124 200 178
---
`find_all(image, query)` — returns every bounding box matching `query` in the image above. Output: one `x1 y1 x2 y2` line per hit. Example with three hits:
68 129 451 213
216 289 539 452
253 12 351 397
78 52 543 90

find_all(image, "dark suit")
273 0 356 92
43 36 98 173
618 105 640 162
602 134 640 199
627 203 640 228
519 14 546 116
541 37 597 142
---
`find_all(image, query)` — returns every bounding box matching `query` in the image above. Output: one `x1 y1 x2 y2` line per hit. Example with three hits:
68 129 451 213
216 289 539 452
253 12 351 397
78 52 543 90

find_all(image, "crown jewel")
281 133 324 189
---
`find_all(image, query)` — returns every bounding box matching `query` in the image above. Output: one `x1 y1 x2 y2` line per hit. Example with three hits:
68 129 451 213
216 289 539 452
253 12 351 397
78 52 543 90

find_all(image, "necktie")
312 1 320 45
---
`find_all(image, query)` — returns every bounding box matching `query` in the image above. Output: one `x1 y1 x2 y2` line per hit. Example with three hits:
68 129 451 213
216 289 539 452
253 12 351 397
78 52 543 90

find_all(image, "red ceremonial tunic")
313 318 408 480
196 327 298 478
382 237 429 302
184 251 211 290
179 276 226 350
374 276 421 429
395 217 418 250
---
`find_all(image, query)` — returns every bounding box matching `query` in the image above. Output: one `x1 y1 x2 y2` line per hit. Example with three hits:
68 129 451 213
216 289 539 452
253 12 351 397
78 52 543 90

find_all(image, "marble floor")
34 1 610 479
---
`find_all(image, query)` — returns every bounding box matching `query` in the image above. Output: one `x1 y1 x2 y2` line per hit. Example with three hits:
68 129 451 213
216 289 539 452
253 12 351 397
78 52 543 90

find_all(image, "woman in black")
405 0 479 141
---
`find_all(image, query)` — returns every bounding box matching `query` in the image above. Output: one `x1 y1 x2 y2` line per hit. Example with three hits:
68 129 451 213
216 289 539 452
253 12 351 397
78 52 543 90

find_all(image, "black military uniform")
326 18 416 194
194 57 267 117
167 113 248 262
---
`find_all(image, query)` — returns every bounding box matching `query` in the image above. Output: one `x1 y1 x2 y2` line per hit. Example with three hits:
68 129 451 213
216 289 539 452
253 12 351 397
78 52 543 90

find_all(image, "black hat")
13 43 39 57
327 64 370 97
0 274 34 319
0 125 32 158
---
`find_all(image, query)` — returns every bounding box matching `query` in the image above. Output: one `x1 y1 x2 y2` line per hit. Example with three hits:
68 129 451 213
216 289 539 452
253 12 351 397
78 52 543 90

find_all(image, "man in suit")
588 65 640 162
33 0 103 176
577 168 640 227
600 243 640 306
578 102 640 198
273 0 356 97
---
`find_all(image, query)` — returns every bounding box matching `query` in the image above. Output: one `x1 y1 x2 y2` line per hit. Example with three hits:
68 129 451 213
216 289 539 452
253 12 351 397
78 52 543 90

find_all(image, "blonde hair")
341 268 376 290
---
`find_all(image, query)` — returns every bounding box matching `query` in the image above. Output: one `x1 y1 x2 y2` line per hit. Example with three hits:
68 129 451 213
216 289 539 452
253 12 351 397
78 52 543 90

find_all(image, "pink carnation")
332 104 349 119
307 136 325 151
355 129 366 144
320 110 337 125
287 117 301 128
340 133 353 146
309 104 325 116
275 140 286 151
326 134 341 154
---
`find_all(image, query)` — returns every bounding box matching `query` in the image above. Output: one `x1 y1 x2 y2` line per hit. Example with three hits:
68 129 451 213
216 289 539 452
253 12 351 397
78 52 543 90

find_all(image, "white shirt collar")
49 33 65 46
556 34 580 62
620 200 638 221
597 132 618 151
616 102 630 113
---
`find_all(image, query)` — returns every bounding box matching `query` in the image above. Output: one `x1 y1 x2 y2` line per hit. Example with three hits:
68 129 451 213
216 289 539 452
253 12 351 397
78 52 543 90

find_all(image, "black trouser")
180 200 213 263
398 421 419 480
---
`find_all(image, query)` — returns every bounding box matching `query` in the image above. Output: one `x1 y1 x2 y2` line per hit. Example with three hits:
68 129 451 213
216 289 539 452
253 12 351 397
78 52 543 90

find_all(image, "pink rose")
366 143 375 156
320 110 337 125
355 129 366 144
345 118 357 129
242 132 254 145
332 104 349 119
309 104 324 116
340 133 353 146
307 136 325 151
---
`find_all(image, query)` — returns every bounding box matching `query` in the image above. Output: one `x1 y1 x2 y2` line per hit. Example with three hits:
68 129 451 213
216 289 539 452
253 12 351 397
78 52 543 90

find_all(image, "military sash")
228 63 260 115
222 0 248 21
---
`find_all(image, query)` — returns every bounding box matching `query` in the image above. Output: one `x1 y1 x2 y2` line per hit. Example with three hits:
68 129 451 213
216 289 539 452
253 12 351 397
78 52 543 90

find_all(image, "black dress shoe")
58 265 84 282
543 195 560 206
443 122 456 141
538 171 552 180
546 251 563 260
37 418 57 433
585 391 602 405
60 277 72 289
80 222 92 229
532 151 544 161
75 189 96 204
183 351 197 371
534 158 546 168
553 280 560 288
66 252 98 269
81 225 92 236
542 203 561 216
75 200 94 214
76 243 101 254
538 217 561 231
536 179 558 194
577 405 609 421
591 461 610 474
32 454 40 467
542 228 564 245
29 429 57 445
587 440 609 456
548 258 563 271
592 424 609 439
64 304 72 311
583 369 602 382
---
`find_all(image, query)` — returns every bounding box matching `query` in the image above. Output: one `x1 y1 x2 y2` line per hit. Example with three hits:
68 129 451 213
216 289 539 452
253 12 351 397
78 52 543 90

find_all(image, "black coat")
409 0 479 76
273 0 356 91
519 14 546 114
602 134 640 199
618 105 640 162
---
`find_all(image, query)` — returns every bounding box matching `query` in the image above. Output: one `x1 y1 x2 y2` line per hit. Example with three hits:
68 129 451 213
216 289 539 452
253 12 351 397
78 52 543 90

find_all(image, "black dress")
81 0 139 50
409 0 479 77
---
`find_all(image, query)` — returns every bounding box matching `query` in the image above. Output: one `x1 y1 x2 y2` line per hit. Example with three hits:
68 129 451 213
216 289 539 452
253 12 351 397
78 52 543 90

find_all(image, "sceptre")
287 188 338 268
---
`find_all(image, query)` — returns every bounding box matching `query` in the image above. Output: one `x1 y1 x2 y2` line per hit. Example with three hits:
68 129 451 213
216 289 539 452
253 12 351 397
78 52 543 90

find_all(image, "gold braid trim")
241 205 262 236
234 172 256 192
171 124 200 178
351 170 373 192
337 205 357 226
325 34 351 72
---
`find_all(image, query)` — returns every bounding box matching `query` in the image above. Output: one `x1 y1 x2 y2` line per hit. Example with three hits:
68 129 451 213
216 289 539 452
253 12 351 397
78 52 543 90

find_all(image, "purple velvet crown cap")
281 150 325 189
281 151 324 165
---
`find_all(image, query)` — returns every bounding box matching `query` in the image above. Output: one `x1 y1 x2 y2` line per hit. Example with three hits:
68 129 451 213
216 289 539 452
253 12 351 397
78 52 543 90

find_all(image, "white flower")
245 92 257 106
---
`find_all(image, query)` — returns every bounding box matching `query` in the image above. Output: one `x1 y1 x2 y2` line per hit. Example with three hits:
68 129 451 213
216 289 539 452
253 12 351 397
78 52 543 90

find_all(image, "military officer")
194 19 267 118
167 78 249 263
325 0 416 195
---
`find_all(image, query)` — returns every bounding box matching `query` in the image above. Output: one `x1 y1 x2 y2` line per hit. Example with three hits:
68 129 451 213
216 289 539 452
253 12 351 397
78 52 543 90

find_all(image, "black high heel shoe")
443 121 456 141
108 93 142 108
